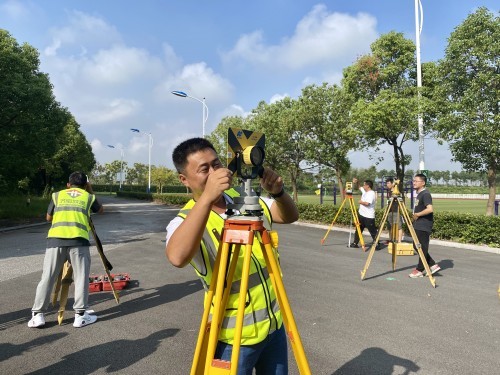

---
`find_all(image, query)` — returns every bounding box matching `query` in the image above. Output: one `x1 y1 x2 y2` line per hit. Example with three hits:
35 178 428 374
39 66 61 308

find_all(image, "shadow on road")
25 328 179 374
0 279 201 330
90 279 202 323
0 332 68 362
331 347 420 374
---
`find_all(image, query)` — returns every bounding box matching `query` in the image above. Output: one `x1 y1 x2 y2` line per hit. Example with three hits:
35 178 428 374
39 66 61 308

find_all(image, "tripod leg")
191 240 242 375
400 207 436 288
360 199 392 280
260 231 312 374
228 242 254 374
349 198 366 251
321 198 347 245
57 262 73 325
51 266 64 307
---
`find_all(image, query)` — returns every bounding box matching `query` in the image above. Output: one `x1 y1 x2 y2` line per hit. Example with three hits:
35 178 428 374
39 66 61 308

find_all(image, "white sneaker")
429 264 441 275
28 313 45 328
73 312 97 328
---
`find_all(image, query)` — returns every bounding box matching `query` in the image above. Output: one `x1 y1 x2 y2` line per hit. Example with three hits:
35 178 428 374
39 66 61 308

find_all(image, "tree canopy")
430 7 499 215
0 29 95 193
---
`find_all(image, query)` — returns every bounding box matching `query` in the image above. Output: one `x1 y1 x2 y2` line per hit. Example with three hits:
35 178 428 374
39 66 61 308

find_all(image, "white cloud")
155 62 234 104
0 0 28 19
218 104 251 119
269 93 290 103
81 45 165 85
44 10 122 56
222 4 378 70
79 98 142 125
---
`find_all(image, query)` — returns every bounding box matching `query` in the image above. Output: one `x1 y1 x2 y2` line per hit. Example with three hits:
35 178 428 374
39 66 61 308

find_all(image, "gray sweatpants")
32 246 91 314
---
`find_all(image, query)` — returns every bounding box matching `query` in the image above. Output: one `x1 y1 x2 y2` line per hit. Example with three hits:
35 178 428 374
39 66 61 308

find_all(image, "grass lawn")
297 194 491 215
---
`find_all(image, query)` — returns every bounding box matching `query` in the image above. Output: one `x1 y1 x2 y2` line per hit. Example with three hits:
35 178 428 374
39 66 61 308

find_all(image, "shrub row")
119 193 500 248
116 191 191 206
297 203 500 248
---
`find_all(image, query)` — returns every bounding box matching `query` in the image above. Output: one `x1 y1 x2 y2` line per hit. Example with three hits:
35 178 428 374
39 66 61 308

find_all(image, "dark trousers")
414 229 436 271
353 215 378 244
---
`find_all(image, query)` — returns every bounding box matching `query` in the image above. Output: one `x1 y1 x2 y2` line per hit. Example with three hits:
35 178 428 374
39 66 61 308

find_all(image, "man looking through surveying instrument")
165 137 299 374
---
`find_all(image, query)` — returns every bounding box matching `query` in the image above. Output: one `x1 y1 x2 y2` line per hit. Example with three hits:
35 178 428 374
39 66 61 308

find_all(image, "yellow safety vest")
47 188 94 240
177 189 283 345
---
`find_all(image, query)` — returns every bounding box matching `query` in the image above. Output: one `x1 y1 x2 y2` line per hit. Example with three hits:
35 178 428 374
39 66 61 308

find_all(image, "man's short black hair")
385 177 394 183
69 172 88 188
415 173 427 185
172 137 217 173
364 180 373 189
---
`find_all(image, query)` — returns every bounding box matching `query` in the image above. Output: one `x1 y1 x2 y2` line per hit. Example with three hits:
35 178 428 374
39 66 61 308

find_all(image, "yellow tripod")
360 181 436 287
321 182 366 251
190 213 311 374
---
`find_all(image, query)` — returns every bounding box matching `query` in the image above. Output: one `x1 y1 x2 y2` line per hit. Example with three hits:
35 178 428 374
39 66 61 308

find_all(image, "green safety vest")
47 188 94 240
177 189 283 345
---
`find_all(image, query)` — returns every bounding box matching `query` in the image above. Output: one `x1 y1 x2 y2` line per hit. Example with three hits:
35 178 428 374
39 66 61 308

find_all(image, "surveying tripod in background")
321 181 366 251
360 180 436 287
190 178 311 375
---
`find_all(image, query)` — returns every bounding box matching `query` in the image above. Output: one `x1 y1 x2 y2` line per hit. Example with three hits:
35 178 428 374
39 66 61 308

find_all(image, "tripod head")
391 179 402 197
226 178 264 218
345 181 353 195
226 127 266 219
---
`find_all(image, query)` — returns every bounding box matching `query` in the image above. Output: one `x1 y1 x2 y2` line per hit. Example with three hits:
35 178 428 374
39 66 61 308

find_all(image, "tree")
0 29 70 192
431 7 499 215
151 165 177 193
248 98 307 202
299 83 357 198
342 32 422 187
126 163 149 186
43 117 96 187
206 116 247 159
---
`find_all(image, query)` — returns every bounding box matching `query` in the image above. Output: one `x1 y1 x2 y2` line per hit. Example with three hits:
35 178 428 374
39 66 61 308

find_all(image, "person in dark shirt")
409 174 441 278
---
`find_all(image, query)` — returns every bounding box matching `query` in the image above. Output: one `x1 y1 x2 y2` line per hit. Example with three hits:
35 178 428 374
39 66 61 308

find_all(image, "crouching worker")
28 171 103 328
165 138 299 374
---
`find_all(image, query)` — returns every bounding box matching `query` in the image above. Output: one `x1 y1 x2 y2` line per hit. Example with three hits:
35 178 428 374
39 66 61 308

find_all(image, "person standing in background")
409 174 441 278
28 171 103 328
350 178 380 250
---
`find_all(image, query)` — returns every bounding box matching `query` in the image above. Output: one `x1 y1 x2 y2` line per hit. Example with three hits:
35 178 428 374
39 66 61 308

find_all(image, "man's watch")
270 187 285 199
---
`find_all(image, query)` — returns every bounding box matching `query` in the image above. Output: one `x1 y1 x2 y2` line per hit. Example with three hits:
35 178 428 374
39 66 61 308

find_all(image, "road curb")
0 221 49 233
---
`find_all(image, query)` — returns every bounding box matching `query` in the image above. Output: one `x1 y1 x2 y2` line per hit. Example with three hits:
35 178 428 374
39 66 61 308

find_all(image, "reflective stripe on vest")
178 190 282 345
47 188 94 240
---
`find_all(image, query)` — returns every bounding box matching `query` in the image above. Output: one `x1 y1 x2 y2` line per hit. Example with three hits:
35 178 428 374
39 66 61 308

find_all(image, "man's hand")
202 168 233 204
85 182 94 194
260 167 284 195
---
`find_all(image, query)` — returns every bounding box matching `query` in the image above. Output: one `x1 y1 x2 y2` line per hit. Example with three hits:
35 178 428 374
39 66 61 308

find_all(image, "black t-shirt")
413 189 433 232
46 194 102 247
387 190 400 212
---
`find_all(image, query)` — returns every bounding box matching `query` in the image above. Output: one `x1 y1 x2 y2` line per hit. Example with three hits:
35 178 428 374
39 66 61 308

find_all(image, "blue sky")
1 1 496 173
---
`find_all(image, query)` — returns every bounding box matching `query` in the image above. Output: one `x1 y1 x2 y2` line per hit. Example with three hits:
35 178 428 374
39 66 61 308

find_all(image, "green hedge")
117 191 191 206
297 203 500 248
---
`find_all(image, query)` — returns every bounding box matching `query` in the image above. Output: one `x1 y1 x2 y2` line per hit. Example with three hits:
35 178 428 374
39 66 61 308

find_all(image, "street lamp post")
130 128 153 193
171 90 209 137
107 145 125 190
415 0 425 172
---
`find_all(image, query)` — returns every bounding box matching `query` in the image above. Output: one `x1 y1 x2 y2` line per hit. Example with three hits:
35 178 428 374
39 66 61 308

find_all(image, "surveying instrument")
190 128 311 374
321 181 366 251
360 179 436 287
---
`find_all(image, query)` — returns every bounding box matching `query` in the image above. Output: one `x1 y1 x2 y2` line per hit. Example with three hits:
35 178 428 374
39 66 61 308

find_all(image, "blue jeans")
214 325 288 375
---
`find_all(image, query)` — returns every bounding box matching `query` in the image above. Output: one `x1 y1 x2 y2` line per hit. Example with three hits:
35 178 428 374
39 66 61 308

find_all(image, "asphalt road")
1 195 499 374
